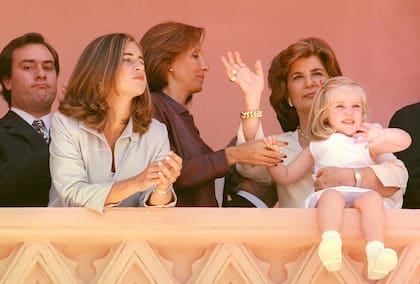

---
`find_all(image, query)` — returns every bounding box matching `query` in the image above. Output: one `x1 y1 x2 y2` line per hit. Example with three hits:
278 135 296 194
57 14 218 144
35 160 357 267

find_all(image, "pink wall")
1 0 419 149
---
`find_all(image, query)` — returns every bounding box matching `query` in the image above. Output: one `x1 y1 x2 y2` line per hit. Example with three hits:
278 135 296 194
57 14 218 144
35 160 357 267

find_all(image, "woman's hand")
314 166 398 197
154 151 183 192
262 135 282 152
221 51 264 109
226 139 287 167
148 151 182 206
134 151 182 192
104 152 182 206
314 167 355 191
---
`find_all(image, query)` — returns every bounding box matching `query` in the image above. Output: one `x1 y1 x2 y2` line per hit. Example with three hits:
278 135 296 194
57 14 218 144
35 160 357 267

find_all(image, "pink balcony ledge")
0 207 419 283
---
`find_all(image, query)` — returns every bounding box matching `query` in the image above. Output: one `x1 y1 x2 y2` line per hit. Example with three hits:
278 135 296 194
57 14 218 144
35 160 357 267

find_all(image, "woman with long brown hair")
49 33 182 213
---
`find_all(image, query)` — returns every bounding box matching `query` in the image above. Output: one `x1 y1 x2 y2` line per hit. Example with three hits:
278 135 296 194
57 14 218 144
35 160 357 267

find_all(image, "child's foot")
318 236 342 271
367 248 398 280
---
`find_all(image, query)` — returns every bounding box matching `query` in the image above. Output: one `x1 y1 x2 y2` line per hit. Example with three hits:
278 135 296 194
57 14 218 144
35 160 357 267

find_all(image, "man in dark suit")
0 33 59 206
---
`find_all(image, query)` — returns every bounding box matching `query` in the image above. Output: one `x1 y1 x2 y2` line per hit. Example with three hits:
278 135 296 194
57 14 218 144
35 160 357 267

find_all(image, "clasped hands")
261 135 288 165
135 151 182 193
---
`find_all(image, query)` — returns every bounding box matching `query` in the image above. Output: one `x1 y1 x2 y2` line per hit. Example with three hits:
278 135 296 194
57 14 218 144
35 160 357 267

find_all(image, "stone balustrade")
0 208 419 283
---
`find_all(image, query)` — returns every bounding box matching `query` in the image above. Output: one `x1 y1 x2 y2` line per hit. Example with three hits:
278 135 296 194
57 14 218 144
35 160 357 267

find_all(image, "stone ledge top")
0 208 419 248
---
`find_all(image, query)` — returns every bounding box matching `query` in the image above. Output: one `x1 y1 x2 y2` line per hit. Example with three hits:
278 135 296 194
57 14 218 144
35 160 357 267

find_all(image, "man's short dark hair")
0 32 60 106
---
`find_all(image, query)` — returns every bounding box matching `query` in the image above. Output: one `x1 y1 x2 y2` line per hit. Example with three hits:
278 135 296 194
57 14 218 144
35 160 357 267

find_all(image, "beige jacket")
49 112 176 213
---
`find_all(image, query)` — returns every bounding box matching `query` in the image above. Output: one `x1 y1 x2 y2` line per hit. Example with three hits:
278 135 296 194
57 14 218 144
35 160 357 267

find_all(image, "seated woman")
140 22 285 207
221 37 408 208
49 33 182 213
262 76 410 279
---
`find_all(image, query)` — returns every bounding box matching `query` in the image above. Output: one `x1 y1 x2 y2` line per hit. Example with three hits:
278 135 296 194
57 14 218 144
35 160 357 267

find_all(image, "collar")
78 116 138 142
155 91 189 115
11 107 52 131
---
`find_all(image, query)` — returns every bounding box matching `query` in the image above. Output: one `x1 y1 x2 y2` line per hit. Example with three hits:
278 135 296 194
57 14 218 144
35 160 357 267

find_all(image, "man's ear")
2 77 11 91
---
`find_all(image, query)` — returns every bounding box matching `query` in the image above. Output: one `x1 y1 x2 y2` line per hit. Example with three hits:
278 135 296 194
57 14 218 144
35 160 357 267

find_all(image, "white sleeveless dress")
301 133 391 208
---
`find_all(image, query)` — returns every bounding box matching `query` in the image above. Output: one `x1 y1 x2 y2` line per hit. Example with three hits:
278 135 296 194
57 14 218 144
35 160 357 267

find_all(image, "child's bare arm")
354 123 411 157
266 146 314 185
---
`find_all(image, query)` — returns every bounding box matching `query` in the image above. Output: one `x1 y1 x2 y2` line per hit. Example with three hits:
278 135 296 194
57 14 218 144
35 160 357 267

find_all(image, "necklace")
297 126 310 140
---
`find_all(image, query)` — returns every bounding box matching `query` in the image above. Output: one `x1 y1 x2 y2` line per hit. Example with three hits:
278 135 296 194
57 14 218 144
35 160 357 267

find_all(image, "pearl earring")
287 98 294 108
169 67 174 72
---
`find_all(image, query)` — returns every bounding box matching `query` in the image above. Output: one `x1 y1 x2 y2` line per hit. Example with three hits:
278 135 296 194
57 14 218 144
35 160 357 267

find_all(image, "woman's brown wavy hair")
59 33 152 134
140 21 204 93
268 37 342 132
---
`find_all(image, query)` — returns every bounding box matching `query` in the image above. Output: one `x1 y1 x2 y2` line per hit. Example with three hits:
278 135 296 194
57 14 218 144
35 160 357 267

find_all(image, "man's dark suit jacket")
0 110 50 206
389 102 420 209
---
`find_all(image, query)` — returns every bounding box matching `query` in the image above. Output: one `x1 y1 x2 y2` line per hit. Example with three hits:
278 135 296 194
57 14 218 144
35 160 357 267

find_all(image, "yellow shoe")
368 248 398 280
318 238 342 272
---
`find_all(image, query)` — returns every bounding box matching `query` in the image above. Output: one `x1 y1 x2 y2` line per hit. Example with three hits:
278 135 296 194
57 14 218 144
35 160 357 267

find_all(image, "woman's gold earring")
287 98 294 108
169 67 174 72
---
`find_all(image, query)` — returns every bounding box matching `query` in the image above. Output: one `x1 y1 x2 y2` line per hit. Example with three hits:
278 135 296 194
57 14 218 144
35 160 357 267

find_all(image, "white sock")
322 230 342 243
365 240 384 255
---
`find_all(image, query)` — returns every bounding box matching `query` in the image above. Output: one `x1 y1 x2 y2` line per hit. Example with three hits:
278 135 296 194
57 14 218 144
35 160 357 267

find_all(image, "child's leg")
353 190 384 242
317 189 345 233
317 189 345 272
353 191 398 280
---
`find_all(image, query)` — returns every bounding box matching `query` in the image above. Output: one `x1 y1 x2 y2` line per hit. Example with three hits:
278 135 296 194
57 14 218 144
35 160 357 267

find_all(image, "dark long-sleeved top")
0 111 50 206
151 92 231 206
389 102 420 209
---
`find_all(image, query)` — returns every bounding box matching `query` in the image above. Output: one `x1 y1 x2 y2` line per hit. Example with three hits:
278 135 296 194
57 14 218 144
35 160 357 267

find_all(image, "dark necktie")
32 119 49 143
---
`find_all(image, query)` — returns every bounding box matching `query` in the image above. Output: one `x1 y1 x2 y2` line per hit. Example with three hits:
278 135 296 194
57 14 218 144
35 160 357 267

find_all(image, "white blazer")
48 111 176 213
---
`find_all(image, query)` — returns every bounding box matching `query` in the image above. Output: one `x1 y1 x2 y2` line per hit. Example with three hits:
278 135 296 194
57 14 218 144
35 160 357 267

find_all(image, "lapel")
0 110 47 147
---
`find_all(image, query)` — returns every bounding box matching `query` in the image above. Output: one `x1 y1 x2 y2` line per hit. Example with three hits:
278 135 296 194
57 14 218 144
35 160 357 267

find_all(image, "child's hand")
353 122 385 148
262 135 283 152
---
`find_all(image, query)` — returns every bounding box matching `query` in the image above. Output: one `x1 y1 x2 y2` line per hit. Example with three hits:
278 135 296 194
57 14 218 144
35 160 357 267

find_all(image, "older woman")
49 33 182 213
140 22 285 207
222 37 408 208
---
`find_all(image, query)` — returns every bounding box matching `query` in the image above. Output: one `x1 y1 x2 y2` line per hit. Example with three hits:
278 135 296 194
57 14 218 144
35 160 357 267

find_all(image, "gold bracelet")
240 110 263 120
153 188 170 194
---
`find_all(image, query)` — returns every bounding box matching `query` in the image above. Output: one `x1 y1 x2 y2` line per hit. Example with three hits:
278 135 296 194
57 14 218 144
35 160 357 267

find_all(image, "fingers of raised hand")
221 56 233 76
231 51 249 72
221 53 238 82
221 51 252 82
221 55 238 82
254 60 263 77
234 51 246 67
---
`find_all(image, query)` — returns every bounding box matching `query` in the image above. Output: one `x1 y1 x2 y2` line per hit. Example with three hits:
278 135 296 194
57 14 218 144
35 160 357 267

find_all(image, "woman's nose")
200 57 209 71
134 63 144 71
304 76 315 87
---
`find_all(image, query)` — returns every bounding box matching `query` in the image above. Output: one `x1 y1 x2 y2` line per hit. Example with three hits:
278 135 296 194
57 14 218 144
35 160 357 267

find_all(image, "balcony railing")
0 208 419 283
